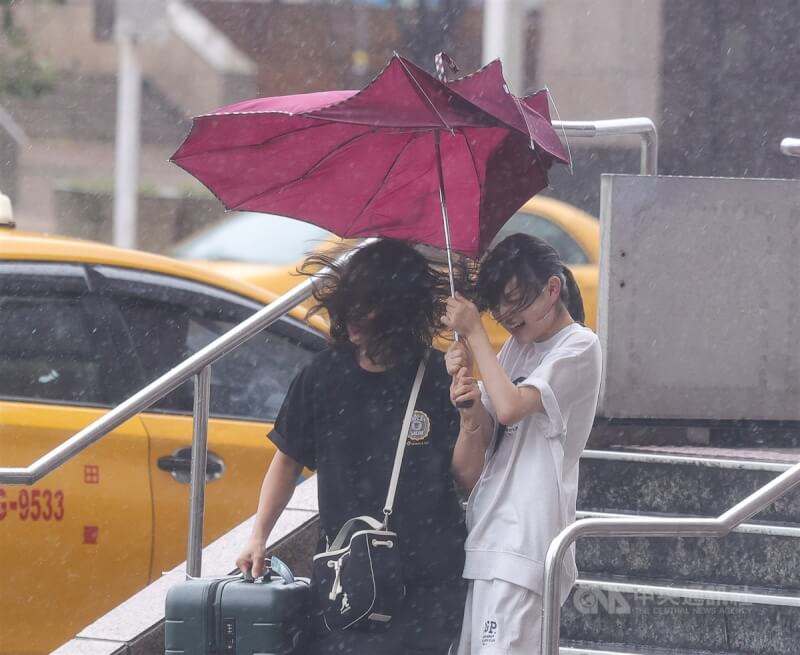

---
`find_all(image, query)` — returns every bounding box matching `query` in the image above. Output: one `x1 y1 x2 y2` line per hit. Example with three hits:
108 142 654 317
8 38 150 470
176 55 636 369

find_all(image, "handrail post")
541 523 575 654
186 366 212 579
781 137 800 158
552 118 659 175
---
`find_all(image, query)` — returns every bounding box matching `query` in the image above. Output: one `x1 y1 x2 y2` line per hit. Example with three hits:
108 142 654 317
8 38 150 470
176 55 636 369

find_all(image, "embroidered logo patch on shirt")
407 410 431 445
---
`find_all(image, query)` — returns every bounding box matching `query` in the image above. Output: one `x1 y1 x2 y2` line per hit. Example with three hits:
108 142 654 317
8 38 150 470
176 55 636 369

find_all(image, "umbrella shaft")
435 131 460 344
434 131 457 298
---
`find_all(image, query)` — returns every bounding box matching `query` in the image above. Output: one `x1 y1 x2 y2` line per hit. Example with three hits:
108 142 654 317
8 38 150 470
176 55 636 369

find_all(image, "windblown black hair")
302 239 454 368
476 233 585 325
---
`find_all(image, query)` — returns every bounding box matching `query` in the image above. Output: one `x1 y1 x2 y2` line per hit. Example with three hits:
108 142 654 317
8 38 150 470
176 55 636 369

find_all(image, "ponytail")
561 265 585 325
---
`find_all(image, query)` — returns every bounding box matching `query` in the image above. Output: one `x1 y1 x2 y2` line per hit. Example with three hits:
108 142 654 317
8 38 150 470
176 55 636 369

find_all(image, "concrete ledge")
51 477 319 655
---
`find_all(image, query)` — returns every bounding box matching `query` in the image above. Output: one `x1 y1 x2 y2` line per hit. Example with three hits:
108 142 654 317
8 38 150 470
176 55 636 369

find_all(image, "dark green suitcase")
165 558 310 655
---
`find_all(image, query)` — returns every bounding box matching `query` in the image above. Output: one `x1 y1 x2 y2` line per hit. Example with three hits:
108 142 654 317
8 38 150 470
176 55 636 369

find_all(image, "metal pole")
434 130 457 299
781 137 800 157
113 21 141 248
482 0 526 93
186 366 212 578
552 118 659 175
435 131 471 408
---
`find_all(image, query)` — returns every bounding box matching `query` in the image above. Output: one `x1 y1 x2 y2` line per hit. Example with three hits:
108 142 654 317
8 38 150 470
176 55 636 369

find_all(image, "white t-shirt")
462 322 602 601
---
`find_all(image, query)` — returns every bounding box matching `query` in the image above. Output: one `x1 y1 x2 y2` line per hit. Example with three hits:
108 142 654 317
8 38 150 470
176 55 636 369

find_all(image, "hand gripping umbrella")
171 53 569 297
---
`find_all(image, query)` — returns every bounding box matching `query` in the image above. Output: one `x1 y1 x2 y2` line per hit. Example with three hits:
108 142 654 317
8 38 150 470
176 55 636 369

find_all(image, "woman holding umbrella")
237 238 468 654
443 233 602 655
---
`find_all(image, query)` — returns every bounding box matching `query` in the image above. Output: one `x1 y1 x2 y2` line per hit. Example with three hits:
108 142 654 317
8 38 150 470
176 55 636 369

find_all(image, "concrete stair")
576 511 800 590
561 642 742 655
561 446 800 654
559 641 736 655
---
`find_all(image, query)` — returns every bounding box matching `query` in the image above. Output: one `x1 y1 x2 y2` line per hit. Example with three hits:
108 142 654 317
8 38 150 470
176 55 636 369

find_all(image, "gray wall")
598 174 800 422
659 1 800 181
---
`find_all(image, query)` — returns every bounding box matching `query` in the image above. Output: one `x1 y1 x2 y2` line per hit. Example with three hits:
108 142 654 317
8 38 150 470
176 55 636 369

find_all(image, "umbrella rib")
174 121 335 160
395 56 452 131
461 131 483 244
342 133 420 236
229 127 380 210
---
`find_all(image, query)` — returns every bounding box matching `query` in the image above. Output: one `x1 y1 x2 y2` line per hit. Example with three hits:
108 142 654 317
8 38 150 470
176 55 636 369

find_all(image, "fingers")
444 294 481 338
446 342 470 375
450 368 479 406
236 553 252 576
454 385 481 406
251 553 265 578
236 546 265 578
453 385 480 406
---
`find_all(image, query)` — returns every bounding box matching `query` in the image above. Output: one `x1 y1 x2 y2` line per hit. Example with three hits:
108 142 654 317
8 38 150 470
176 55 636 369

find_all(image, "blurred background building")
0 0 798 243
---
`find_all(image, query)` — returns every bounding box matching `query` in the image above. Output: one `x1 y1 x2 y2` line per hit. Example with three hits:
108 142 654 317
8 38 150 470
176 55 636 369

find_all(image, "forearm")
249 450 303 544
467 327 542 426
451 403 493 492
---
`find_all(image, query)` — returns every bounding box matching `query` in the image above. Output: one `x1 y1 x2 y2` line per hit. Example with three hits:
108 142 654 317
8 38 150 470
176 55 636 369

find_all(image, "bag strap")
382 351 429 526
327 515 384 552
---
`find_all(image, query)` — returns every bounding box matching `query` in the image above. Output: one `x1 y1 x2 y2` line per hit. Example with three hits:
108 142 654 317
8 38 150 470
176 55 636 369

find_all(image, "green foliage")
0 49 55 98
0 0 56 98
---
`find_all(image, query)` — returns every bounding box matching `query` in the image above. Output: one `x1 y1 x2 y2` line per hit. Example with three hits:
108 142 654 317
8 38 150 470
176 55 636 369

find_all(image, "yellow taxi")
175 196 601 346
0 221 328 653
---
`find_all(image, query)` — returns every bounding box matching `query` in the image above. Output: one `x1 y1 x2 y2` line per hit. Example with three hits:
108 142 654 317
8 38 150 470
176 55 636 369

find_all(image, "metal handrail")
581 448 795 472
552 118 658 175
0 240 372 575
541 458 800 654
781 137 800 157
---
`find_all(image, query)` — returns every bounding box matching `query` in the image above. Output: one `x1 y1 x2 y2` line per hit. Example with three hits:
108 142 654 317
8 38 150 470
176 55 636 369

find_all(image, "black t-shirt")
269 346 466 581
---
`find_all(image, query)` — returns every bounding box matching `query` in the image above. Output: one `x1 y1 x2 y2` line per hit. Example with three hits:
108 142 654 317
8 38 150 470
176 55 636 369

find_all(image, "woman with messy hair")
237 239 468 654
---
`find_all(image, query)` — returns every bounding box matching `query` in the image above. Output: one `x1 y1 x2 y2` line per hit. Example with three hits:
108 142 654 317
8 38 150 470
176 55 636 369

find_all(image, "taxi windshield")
173 212 334 265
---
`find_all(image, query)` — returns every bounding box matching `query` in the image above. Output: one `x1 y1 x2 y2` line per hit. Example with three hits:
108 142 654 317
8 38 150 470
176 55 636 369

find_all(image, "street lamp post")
112 16 141 249
482 0 529 94
112 0 166 249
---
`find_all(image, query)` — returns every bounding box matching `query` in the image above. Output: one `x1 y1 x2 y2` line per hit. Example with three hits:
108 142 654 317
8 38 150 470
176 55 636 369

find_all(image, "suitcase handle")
242 556 295 585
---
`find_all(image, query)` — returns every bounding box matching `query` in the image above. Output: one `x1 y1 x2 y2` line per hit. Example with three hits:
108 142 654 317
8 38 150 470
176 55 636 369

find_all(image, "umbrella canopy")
172 54 568 259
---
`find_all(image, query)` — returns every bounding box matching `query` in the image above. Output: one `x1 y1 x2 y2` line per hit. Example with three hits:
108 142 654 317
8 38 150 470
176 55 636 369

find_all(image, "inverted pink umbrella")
171 53 569 293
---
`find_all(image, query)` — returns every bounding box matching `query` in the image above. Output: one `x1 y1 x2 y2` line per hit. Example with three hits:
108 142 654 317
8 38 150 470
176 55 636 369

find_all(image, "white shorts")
455 579 542 655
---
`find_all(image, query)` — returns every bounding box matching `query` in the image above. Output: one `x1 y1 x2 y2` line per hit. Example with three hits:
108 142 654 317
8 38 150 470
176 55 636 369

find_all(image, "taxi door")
91 265 323 580
0 263 152 655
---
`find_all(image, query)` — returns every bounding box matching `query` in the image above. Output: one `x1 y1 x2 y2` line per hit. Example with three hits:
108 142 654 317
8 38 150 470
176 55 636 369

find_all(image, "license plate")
0 488 65 521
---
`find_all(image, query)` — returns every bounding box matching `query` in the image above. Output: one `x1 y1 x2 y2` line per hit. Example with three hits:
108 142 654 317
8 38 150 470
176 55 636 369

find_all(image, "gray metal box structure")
598 174 800 421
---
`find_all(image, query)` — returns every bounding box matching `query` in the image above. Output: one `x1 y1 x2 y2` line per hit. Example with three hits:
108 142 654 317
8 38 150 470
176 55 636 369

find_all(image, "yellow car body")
184 196 600 350
0 229 327 654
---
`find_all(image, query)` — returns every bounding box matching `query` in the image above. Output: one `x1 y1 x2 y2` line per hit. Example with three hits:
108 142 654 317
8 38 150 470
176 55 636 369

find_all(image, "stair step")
574 574 800 607
561 641 740 655
561 576 800 654
575 510 800 590
578 452 800 523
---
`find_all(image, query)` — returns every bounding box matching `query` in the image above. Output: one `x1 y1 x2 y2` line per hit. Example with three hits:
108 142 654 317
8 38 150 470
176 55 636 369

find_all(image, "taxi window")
0 264 116 406
99 268 324 422
173 211 334 265
490 212 590 265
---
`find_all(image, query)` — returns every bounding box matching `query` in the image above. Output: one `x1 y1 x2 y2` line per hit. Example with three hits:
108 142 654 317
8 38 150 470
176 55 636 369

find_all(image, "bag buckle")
327 554 346 601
